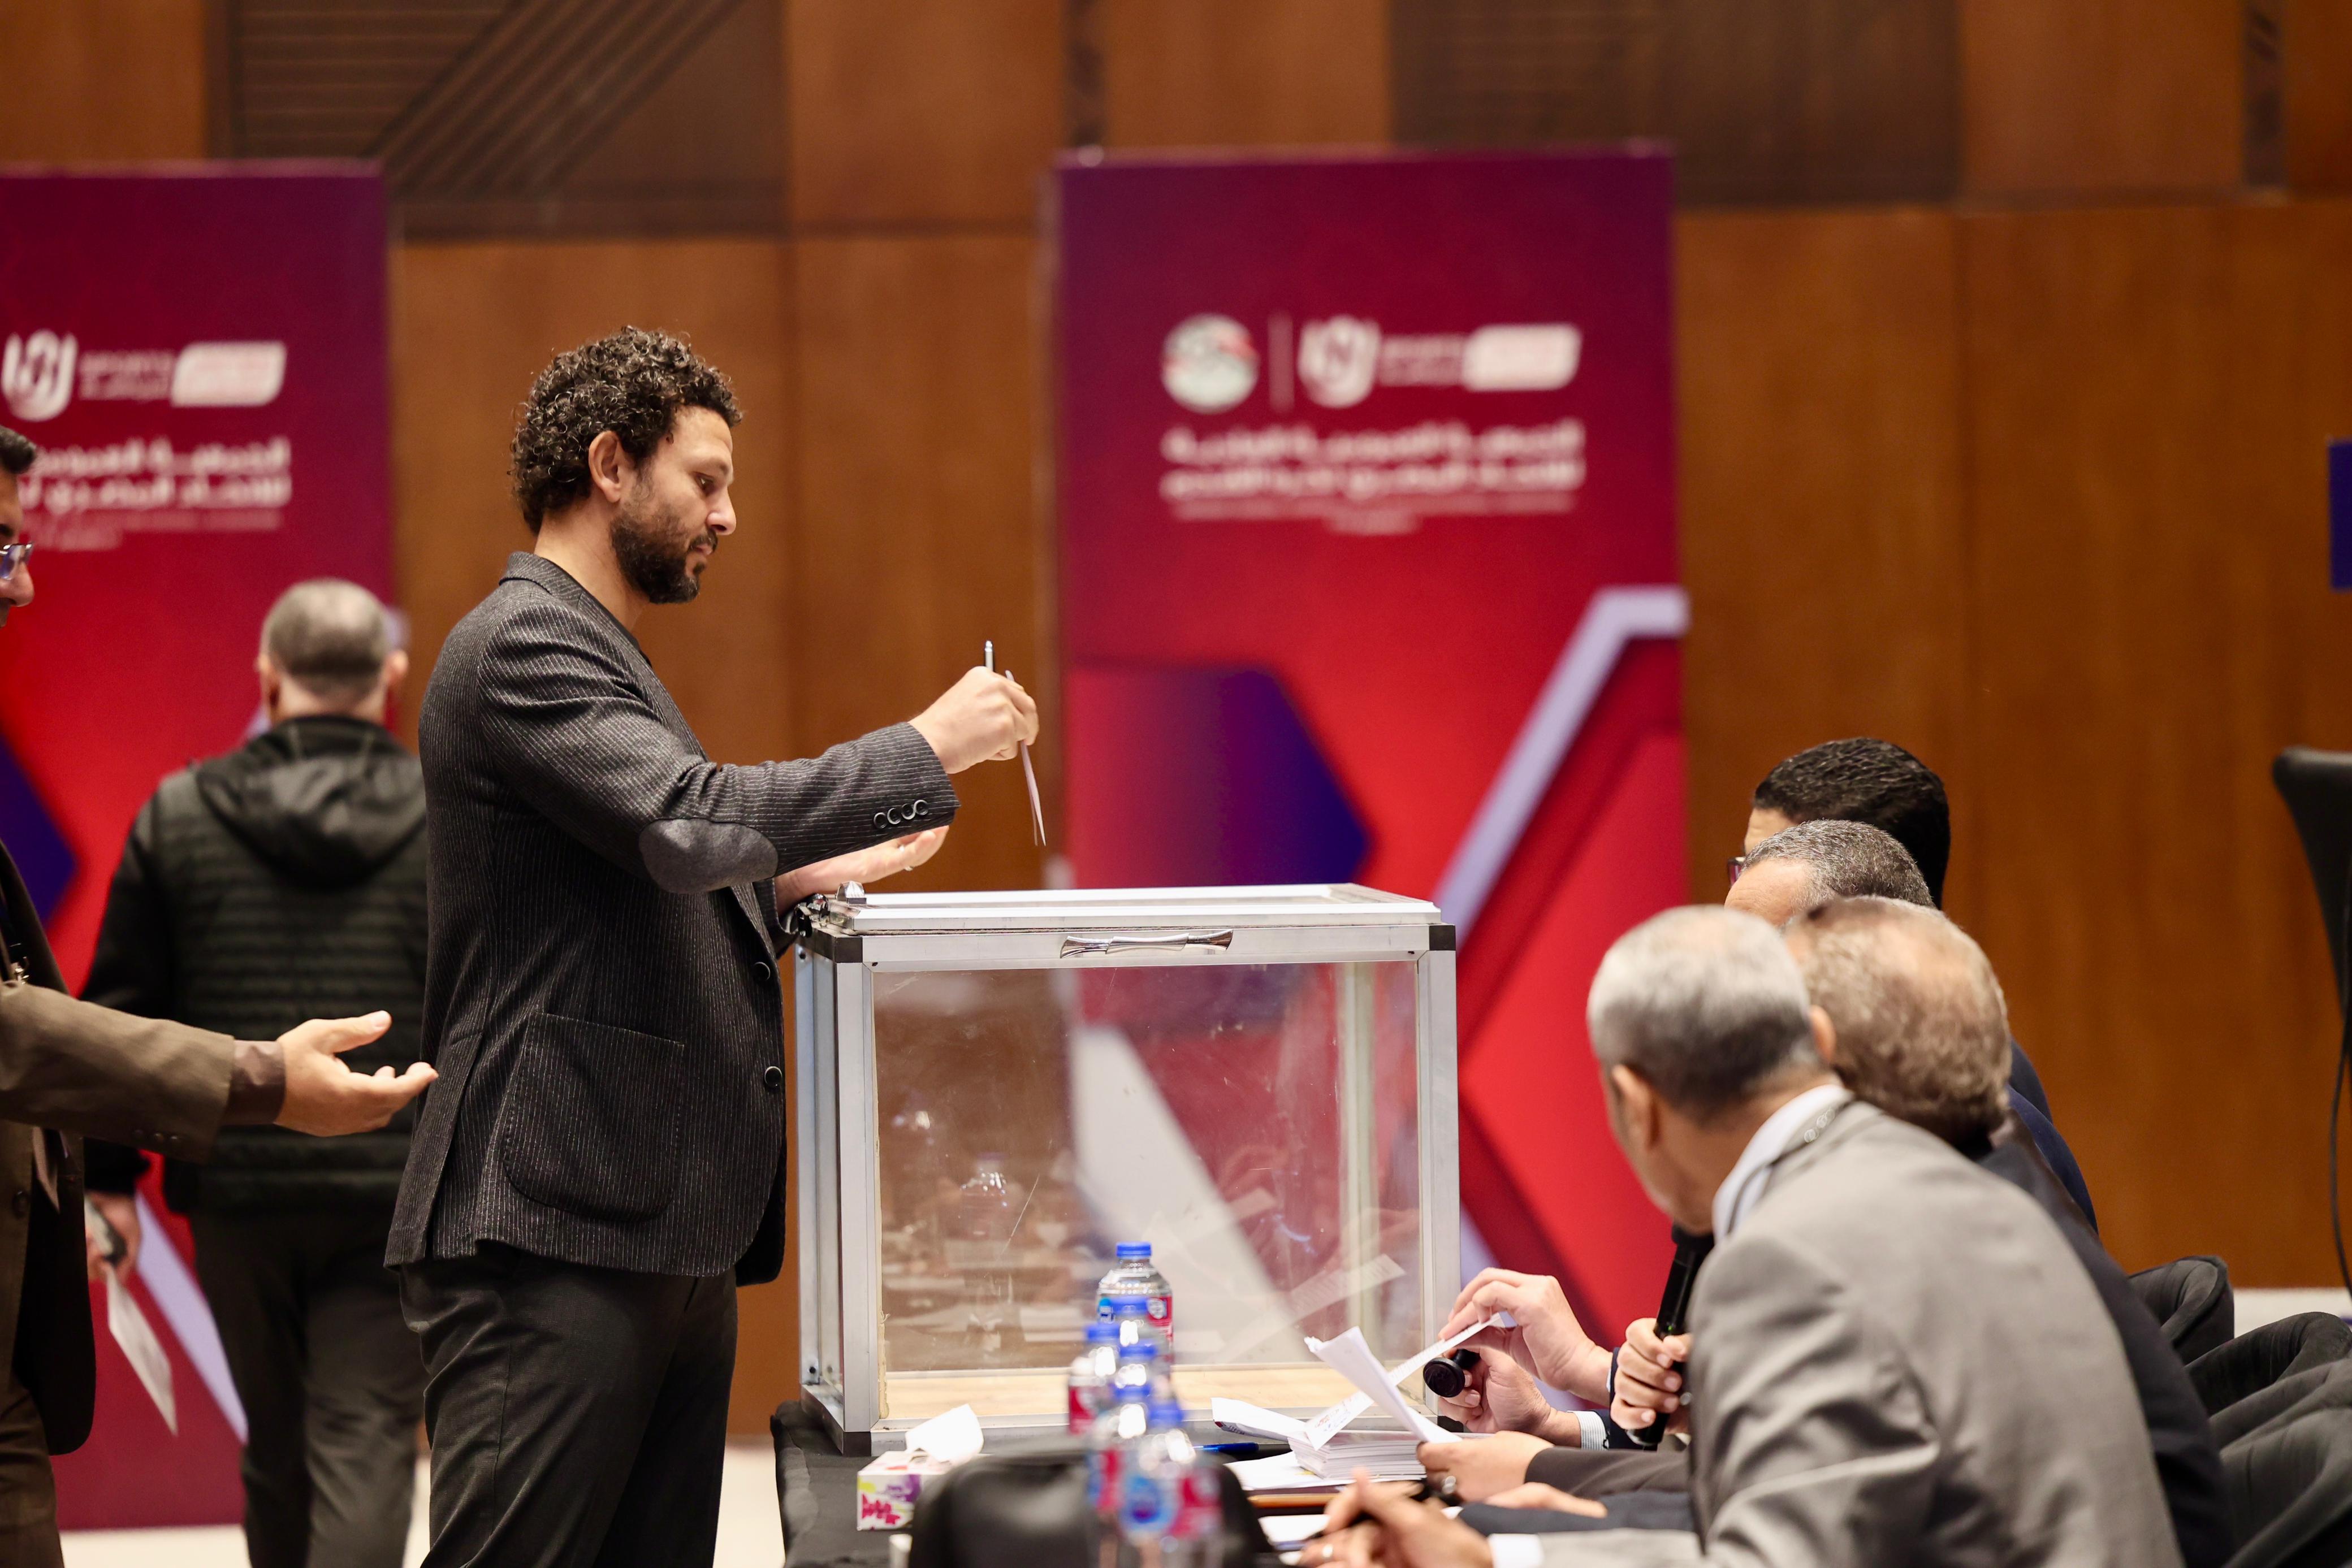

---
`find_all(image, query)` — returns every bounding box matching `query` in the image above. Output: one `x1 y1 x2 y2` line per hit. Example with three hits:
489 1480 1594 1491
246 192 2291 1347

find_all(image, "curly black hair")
508 328 740 529
0 425 37 479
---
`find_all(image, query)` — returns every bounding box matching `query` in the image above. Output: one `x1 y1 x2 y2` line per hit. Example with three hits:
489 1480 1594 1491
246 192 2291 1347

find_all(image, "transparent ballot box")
792 885 1458 1449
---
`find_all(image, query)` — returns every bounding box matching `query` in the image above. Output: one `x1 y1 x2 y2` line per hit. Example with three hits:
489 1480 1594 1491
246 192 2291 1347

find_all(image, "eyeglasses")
1726 854 1748 885
0 542 30 583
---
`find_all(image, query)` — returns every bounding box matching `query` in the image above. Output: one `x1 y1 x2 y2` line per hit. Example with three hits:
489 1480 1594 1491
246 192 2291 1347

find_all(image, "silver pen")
983 642 1047 847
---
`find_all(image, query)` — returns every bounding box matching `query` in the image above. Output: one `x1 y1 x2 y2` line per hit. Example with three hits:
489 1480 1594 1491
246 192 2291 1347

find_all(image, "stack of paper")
1292 1421 1428 1481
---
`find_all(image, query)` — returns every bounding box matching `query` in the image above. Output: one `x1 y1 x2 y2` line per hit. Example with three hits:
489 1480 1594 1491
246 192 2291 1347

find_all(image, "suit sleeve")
475 604 957 894
0 981 233 1159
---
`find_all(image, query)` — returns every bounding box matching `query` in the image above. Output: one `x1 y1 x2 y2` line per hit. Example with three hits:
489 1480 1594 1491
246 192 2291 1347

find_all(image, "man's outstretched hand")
910 668 1037 774
777 828 948 904
275 1012 434 1137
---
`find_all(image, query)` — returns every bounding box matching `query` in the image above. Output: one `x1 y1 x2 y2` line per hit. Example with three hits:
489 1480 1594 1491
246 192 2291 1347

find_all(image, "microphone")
1630 1226 1713 1449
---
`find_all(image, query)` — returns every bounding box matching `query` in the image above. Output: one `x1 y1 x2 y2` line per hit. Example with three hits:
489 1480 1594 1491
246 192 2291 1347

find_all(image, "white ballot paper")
1306 1327 1455 1445
1300 1314 1502 1449
105 1268 176 1434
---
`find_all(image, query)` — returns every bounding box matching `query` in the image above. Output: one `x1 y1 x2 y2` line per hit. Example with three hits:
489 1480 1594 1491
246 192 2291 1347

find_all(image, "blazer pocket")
494 1013 685 1223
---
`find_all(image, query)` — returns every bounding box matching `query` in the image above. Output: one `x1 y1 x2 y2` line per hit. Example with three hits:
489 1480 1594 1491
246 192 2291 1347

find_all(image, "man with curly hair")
389 330 1036 1566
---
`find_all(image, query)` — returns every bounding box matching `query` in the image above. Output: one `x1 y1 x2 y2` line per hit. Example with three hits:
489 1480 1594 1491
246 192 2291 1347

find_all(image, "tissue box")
855 1449 958 1531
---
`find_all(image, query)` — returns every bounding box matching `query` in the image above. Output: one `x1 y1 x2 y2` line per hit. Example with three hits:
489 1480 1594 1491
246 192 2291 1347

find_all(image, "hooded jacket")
84 715 427 1210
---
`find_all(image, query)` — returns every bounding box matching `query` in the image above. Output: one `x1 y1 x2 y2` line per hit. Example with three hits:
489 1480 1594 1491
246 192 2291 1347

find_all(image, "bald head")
258 579 406 722
1784 897 2010 1145
1727 818 1931 928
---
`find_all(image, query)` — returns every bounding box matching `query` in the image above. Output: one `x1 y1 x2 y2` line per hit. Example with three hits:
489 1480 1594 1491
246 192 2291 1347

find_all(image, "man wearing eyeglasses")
0 424 436 1567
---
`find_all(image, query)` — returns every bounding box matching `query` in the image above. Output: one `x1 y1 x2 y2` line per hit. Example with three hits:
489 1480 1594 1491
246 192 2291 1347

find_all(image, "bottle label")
1068 1383 1105 1435
1147 1293 1173 1336
1173 1469 1223 1540
1087 1449 1120 1514
1119 1469 1178 1535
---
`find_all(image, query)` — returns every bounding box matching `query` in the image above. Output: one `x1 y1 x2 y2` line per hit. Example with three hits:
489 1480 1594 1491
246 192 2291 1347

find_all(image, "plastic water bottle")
955 1155 1019 1353
1067 1320 1121 1435
1085 1379 1153 1562
1109 1296 1154 1354
1097 1243 1174 1354
1118 1400 1223 1568
1108 1337 1175 1407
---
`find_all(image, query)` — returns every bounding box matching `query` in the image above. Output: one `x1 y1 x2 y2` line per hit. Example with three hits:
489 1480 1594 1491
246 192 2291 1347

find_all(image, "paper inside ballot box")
856 1404 984 1530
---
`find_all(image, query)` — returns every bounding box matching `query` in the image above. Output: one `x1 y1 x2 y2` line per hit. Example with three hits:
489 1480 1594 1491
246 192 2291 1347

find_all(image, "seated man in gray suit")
1307 906 2175 1568
1482 900 2226 1568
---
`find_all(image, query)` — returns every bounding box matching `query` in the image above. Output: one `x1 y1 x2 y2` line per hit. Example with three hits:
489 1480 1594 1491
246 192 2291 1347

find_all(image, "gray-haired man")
84 579 428 1568
1784 898 2228 1568
1319 906 2175 1568
1720 817 2095 1225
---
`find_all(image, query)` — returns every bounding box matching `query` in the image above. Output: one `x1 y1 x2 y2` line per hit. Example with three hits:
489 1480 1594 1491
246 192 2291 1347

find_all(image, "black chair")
2224 1406 2352 1568
2273 749 2352 1008
2190 1313 2352 1417
2133 1255 2237 1365
2214 1359 2352 1450
2275 749 2352 1306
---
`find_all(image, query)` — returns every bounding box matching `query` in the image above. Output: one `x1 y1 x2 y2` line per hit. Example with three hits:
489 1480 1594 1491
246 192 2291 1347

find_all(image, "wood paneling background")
1958 0 2244 194
1956 202 2352 1277
1675 208 1980 916
1102 0 1391 148
0 0 207 161
18 0 2352 1448
787 0 1065 228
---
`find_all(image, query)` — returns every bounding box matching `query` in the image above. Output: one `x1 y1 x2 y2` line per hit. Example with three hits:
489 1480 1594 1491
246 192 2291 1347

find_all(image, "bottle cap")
1084 1322 1120 1344
1116 1242 1153 1261
1118 1341 1161 1362
1147 1400 1184 1428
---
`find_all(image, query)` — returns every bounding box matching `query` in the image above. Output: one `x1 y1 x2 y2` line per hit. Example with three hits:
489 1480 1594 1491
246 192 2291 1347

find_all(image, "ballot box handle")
1057 930 1236 959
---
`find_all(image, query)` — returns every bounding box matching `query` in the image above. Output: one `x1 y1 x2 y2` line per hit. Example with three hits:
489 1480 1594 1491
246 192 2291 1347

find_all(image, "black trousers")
192 1207 426 1568
400 1245 736 1568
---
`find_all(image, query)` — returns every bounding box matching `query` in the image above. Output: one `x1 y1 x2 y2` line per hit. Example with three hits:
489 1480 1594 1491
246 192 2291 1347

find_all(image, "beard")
610 482 713 605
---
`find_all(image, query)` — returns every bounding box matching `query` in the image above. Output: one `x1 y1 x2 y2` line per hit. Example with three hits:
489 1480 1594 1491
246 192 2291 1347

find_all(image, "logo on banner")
1161 315 1258 414
1298 317 1380 408
0 334 287 423
2 332 77 423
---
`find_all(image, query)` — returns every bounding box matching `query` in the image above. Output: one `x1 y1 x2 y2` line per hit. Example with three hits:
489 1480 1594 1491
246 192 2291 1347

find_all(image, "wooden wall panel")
790 236 1048 895
0 0 206 161
1959 0 2242 196
394 239 802 1431
788 0 1064 228
2286 0 2352 189
1675 209 1977 912
1958 200 2352 1280
1103 0 1390 148
391 240 797 766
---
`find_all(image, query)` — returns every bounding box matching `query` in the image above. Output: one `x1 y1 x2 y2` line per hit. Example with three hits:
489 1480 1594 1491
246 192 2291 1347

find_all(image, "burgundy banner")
1056 150 1685 1343
0 164 391 1527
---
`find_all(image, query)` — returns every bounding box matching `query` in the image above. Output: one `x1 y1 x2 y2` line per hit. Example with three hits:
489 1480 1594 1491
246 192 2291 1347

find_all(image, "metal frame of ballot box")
790 885 1459 1454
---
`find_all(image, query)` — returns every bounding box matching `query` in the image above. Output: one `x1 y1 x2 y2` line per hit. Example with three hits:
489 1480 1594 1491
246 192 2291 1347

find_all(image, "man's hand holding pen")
910 665 1038 772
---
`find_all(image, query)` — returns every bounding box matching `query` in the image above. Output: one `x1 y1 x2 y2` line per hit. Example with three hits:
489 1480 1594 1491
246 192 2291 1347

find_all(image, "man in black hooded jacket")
84 579 427 1568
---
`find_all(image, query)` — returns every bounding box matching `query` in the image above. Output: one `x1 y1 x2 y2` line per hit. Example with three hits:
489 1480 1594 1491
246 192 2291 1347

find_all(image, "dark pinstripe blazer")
388 552 953 1281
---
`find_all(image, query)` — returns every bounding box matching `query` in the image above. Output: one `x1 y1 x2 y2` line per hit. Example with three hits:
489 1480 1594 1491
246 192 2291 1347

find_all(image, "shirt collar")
1710 1082 1853 1242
